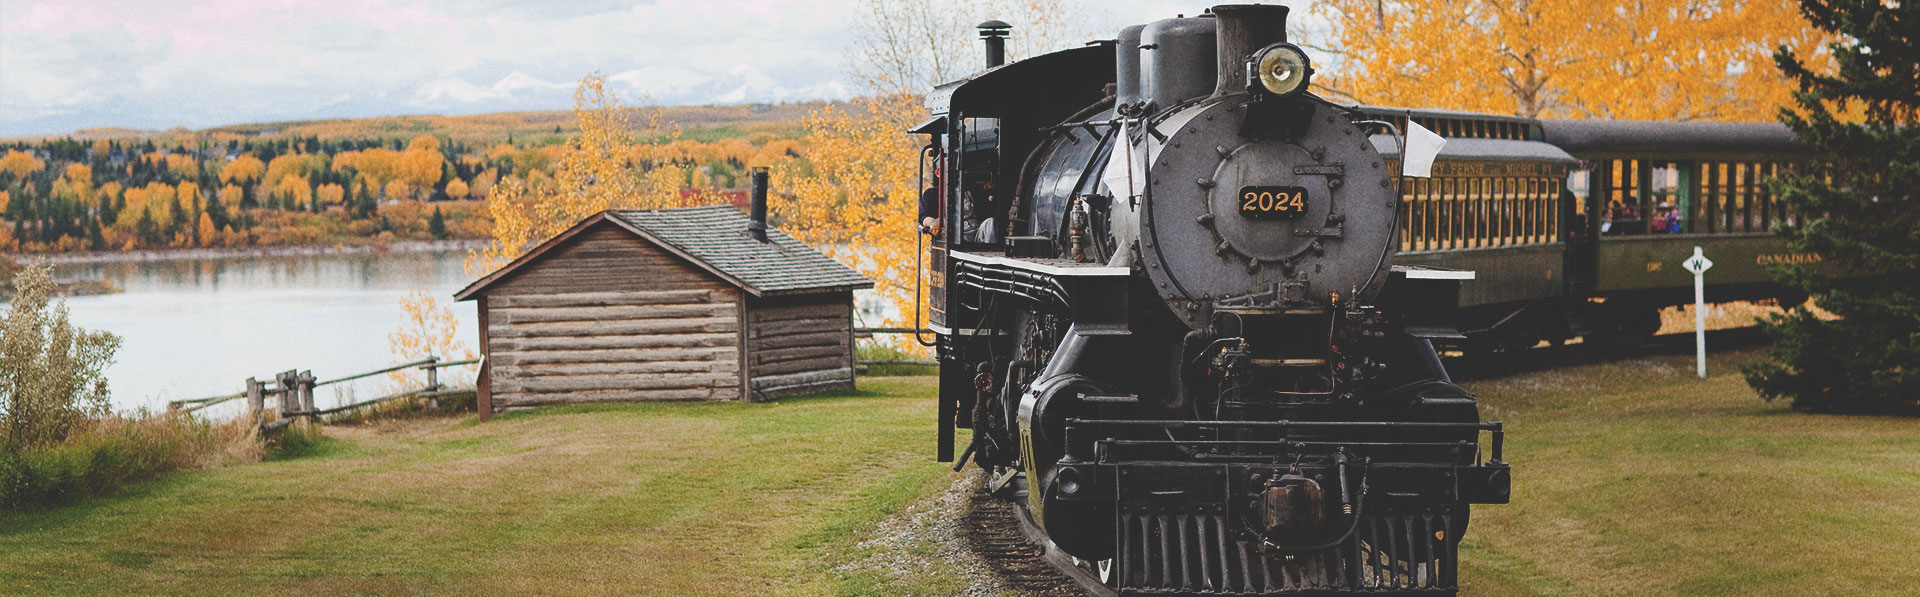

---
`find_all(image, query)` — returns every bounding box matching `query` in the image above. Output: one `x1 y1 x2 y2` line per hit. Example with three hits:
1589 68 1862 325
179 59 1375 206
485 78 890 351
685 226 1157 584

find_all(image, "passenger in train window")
1649 202 1671 233
963 182 999 244
1606 198 1645 235
919 174 943 236
1650 202 1681 234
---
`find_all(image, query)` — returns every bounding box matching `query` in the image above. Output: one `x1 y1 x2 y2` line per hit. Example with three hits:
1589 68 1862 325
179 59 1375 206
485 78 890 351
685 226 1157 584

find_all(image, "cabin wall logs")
484 223 745 405
476 222 861 408
746 293 855 399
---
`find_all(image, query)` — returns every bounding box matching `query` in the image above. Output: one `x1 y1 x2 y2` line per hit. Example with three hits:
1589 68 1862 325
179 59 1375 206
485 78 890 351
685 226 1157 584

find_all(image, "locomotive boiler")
917 5 1525 594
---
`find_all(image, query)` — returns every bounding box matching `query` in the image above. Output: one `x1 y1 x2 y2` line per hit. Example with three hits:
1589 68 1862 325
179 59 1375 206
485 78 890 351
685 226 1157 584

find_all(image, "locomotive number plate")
1238 186 1310 219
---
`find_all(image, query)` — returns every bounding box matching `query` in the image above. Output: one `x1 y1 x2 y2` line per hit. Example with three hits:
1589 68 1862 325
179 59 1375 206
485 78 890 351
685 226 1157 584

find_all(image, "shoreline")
8 239 494 265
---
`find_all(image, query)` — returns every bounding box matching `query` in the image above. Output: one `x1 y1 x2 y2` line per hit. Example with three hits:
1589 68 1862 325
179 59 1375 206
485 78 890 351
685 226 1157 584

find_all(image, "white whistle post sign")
1683 246 1714 378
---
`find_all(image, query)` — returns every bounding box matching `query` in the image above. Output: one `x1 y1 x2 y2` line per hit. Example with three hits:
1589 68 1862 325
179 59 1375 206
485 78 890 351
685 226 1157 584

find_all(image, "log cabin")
454 206 873 418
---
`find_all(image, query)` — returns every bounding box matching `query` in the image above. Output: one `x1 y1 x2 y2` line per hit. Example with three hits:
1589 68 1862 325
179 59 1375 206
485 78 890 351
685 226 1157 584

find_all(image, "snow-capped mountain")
407 65 849 112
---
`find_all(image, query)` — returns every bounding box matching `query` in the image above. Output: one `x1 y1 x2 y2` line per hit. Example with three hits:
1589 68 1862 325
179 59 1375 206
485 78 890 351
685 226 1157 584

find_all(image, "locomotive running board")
950 250 1133 335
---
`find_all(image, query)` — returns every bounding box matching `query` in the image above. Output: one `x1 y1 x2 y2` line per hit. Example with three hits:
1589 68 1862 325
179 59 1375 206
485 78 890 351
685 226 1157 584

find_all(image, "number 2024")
1243 190 1304 212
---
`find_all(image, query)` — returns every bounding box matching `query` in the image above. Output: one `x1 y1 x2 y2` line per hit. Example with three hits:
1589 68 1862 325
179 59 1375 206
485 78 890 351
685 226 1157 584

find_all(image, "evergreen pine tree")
135 205 158 248
1744 0 1920 413
165 195 184 239
357 186 379 219
428 206 448 240
205 191 229 230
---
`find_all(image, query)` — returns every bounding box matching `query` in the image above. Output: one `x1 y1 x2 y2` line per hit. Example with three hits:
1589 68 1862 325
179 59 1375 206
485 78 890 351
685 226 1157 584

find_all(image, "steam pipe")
748 167 769 243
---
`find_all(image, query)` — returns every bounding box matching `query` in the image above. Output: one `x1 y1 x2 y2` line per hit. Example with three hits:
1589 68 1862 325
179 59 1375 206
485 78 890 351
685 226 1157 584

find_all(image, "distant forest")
0 103 822 253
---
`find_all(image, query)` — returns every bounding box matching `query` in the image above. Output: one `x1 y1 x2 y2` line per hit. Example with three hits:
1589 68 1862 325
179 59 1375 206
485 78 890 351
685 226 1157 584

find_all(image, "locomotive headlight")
1249 43 1313 97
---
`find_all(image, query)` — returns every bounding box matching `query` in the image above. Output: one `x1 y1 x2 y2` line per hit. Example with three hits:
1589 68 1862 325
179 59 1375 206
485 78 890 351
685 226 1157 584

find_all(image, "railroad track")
966 486 1098 596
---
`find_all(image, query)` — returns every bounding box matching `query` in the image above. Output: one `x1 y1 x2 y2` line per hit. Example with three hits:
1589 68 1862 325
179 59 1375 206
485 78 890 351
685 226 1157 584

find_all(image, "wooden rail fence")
169 329 931 429
168 356 482 433
851 327 937 368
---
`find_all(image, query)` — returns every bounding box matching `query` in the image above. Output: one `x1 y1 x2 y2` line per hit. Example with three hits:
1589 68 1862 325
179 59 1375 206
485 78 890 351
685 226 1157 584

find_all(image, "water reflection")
48 251 479 413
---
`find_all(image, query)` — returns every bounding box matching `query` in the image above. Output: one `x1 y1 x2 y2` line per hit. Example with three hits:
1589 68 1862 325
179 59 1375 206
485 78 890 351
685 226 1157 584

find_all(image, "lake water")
45 251 481 415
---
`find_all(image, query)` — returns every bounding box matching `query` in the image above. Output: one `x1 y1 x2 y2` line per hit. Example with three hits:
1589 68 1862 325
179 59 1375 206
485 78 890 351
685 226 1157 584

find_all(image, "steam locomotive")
915 5 1518 594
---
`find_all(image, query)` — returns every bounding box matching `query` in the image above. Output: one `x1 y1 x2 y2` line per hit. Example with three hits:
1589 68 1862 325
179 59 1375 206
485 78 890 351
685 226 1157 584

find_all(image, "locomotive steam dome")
1117 5 1395 327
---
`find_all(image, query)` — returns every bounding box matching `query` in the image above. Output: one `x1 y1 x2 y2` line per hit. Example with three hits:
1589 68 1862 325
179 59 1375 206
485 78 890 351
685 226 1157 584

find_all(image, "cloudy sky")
0 0 1294 137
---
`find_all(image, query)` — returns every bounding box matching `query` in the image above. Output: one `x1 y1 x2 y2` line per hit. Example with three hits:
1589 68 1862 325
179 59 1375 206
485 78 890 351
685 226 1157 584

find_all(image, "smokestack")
1211 4 1290 97
979 20 1011 68
748 167 769 243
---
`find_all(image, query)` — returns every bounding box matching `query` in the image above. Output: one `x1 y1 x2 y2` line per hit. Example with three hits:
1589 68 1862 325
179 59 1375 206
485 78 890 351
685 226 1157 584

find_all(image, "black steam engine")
918 6 1516 594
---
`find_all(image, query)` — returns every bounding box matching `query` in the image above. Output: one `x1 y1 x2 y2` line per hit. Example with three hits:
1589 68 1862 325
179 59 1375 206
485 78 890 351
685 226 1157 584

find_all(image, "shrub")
264 421 326 460
0 414 259 509
855 343 936 377
1 265 120 448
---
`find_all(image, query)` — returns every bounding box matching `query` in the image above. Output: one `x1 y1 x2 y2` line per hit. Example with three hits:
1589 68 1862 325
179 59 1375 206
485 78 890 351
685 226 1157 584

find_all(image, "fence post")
246 377 264 430
424 356 441 409
298 370 317 424
277 370 298 420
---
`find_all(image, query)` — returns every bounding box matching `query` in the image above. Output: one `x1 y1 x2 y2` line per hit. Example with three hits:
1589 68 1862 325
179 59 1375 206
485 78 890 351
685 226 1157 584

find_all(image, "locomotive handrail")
1100 439 1474 448
1066 418 1505 462
952 260 1073 307
1067 418 1501 429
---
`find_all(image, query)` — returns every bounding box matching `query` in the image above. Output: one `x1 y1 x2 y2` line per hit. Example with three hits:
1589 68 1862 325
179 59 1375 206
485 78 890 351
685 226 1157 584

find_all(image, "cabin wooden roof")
455 206 872 300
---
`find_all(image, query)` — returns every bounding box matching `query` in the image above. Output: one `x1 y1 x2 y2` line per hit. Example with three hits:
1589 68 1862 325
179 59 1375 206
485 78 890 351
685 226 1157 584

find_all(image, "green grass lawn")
6 352 1918 596
1458 349 1920 596
0 377 961 596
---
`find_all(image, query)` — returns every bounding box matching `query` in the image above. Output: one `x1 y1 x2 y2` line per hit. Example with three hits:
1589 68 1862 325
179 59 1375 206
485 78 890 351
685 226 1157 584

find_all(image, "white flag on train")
1101 120 1150 205
1403 119 1446 178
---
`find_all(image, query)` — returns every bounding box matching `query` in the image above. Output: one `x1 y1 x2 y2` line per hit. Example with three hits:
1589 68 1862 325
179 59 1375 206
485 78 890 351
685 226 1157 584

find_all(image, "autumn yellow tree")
399 136 446 198
196 212 217 247
142 182 177 228
164 153 198 178
1313 0 1825 120
62 163 91 189
276 175 314 209
349 148 404 189
468 73 686 274
220 154 265 185
0 150 43 179
776 1 1083 352
386 289 476 390
264 154 315 188
444 178 469 200
770 97 930 348
316 183 346 208
177 181 202 213
219 183 244 210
